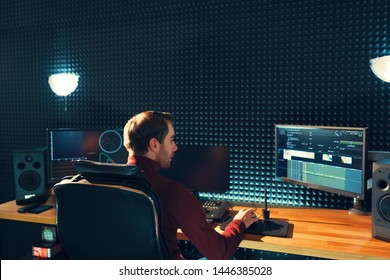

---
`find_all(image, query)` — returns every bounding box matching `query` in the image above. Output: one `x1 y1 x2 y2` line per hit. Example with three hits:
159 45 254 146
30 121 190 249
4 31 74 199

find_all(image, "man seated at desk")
123 110 258 259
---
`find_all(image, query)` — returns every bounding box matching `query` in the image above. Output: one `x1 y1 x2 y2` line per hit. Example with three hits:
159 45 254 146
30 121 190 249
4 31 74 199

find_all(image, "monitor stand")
348 198 368 216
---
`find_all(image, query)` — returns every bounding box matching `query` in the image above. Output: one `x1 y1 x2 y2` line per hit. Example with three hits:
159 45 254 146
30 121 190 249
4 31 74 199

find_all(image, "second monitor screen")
160 145 230 193
48 128 128 183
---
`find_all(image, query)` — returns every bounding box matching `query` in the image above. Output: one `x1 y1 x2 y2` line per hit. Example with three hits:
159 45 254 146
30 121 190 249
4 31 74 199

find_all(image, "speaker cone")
378 196 390 222
18 170 41 191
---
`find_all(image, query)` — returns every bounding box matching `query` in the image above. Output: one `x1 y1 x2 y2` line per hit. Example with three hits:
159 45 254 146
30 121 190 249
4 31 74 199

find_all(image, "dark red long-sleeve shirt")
128 155 246 260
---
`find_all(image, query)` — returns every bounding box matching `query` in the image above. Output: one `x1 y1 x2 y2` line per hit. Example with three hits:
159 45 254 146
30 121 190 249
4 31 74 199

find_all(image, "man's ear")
148 138 159 153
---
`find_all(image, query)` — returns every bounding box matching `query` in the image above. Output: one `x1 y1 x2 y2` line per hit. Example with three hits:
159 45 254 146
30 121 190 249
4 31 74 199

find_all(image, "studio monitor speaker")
13 148 50 205
372 158 390 242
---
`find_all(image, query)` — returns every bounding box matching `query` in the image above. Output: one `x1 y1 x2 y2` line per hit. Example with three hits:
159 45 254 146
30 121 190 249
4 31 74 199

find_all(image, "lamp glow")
370 55 390 83
48 73 79 96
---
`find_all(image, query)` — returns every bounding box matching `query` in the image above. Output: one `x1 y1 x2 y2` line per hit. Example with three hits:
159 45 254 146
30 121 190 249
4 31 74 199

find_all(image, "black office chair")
53 160 171 260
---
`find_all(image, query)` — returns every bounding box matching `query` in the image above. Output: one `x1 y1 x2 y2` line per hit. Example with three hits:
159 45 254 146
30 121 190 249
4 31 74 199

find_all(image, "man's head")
123 111 178 168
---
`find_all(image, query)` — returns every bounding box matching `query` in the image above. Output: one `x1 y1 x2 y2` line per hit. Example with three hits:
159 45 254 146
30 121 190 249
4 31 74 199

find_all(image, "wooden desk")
0 197 56 225
212 207 390 260
1 198 390 260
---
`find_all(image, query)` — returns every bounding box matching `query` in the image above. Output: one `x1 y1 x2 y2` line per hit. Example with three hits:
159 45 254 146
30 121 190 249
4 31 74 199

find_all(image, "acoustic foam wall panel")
1 0 389 209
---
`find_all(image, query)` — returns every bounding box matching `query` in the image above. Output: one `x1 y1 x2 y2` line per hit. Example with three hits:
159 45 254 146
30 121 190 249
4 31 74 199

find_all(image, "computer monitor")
160 145 230 193
47 128 128 184
274 125 368 204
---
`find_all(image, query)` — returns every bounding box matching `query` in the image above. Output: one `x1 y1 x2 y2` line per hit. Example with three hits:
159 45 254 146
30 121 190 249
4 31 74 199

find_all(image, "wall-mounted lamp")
48 73 80 96
370 55 390 83
48 73 79 111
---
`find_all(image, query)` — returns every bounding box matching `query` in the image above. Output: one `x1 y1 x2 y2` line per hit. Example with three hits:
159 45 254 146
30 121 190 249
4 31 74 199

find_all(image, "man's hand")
233 208 259 228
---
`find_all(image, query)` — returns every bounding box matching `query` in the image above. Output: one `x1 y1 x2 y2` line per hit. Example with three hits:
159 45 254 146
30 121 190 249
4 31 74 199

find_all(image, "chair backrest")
53 160 171 260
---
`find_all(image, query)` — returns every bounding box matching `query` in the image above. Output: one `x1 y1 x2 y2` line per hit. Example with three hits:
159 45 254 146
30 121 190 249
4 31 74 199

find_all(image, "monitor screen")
47 128 128 184
274 125 368 200
160 145 230 193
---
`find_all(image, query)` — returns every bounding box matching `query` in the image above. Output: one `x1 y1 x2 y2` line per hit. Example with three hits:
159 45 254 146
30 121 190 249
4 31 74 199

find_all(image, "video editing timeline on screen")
47 128 128 183
275 125 367 199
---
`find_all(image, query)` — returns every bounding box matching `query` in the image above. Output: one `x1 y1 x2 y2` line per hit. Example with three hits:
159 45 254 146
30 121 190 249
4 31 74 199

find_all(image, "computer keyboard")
202 200 230 223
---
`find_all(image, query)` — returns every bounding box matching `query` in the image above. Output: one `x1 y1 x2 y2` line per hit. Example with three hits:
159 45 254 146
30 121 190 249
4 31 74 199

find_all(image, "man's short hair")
123 111 174 155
